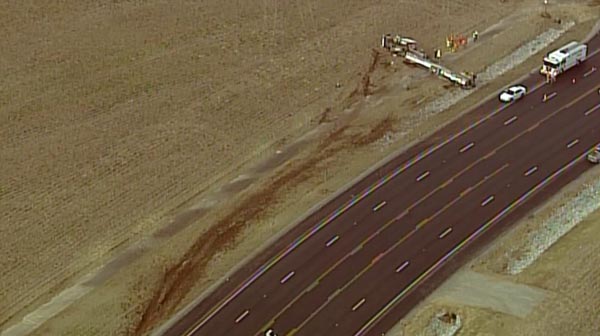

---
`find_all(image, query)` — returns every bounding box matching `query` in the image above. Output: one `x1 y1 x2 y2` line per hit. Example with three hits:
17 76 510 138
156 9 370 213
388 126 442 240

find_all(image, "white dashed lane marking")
416 171 430 182
567 139 580 148
326 235 339 247
542 92 557 102
352 298 366 312
503 116 518 126
280 271 295 284
584 67 597 77
395 261 410 273
459 142 475 153
481 195 495 207
584 104 600 116
235 310 249 323
524 166 538 176
438 227 452 239
372 201 387 212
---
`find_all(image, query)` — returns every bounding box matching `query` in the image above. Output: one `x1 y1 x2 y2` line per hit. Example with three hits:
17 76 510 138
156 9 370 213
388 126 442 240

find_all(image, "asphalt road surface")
164 36 600 336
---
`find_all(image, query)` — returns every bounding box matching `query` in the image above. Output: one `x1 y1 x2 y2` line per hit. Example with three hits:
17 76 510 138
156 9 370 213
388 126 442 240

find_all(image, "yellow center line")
417 163 508 230
186 76 577 336
354 149 594 336
288 163 508 333
254 163 503 334
252 85 600 336
349 87 600 336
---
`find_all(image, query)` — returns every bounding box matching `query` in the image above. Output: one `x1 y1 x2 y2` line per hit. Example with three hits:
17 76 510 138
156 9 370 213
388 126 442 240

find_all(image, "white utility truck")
540 41 587 77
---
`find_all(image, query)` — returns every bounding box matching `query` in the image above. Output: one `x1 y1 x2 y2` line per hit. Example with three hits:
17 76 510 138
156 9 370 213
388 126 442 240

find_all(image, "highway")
164 35 600 336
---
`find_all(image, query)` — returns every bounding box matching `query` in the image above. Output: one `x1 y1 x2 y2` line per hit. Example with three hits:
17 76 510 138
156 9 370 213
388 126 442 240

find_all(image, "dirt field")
1 0 598 335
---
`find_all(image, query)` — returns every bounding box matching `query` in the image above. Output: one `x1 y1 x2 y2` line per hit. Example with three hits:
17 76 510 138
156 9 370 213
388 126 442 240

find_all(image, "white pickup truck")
587 144 600 163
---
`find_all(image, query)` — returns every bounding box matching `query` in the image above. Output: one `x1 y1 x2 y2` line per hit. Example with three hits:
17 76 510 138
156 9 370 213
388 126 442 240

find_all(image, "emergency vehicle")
540 41 587 78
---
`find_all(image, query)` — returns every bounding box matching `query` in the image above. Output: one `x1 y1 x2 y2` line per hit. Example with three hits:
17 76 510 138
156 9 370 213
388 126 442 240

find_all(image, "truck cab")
587 144 600 163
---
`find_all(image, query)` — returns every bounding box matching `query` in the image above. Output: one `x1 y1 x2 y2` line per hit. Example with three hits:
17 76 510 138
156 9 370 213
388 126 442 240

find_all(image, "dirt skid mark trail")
354 48 382 97
318 107 333 124
133 125 352 335
351 117 395 147
134 42 394 334
133 110 393 334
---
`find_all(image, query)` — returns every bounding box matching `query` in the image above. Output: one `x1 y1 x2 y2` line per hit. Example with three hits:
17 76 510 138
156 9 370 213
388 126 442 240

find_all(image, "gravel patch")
426 311 462 336
506 170 600 275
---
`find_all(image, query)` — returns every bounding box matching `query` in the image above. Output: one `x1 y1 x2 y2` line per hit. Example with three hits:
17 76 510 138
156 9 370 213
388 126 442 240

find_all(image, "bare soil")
1 0 598 335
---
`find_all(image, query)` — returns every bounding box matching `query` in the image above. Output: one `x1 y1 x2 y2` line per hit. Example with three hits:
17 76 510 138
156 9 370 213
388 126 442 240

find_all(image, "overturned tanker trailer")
404 51 476 89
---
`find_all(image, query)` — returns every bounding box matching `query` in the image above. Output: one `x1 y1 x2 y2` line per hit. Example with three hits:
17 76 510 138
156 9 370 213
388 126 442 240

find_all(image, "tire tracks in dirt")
132 50 390 336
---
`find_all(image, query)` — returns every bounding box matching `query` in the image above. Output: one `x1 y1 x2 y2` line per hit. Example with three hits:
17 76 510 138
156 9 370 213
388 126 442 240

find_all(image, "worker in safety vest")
434 49 442 59
472 30 479 41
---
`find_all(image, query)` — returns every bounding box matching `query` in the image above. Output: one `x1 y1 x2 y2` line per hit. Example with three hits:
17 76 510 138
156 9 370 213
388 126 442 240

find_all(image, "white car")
265 329 277 336
587 144 600 163
499 85 527 103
